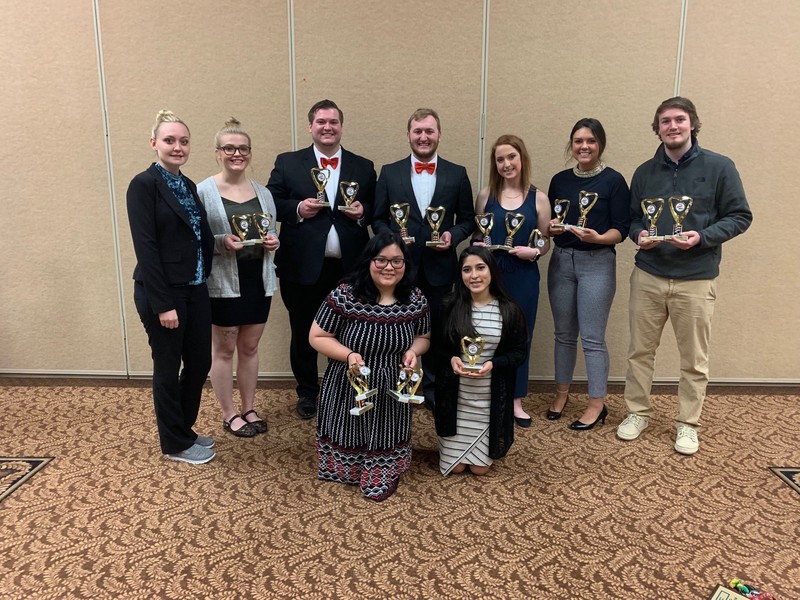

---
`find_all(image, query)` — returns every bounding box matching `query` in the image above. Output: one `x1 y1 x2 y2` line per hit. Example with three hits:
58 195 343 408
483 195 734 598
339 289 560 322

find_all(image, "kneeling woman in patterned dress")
435 247 528 475
309 232 431 501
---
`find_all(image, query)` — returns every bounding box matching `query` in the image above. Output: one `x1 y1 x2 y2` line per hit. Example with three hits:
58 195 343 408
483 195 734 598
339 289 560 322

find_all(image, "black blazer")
127 163 214 314
266 145 377 285
373 156 474 287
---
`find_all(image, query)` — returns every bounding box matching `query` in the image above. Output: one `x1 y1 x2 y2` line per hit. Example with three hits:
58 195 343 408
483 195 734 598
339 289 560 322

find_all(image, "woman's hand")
401 349 417 369
452 356 493 378
159 310 179 329
347 352 364 368
224 234 243 251
509 245 540 262
571 226 600 243
548 218 564 236
262 233 280 252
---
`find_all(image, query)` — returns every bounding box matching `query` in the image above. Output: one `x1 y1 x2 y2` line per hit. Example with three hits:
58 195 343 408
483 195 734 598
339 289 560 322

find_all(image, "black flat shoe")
514 416 532 428
296 397 317 420
241 409 267 434
568 405 608 431
223 415 258 438
546 395 569 420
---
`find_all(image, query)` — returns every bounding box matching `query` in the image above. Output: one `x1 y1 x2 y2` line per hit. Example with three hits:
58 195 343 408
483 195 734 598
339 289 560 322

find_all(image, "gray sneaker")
195 435 215 448
166 443 216 464
616 413 649 441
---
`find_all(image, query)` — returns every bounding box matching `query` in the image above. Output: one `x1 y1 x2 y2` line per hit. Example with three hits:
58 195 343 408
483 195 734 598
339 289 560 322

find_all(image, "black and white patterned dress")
314 283 430 501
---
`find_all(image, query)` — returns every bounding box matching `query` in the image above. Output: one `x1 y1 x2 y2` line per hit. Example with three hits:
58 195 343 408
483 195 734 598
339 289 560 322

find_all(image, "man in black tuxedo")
373 108 475 404
267 99 377 419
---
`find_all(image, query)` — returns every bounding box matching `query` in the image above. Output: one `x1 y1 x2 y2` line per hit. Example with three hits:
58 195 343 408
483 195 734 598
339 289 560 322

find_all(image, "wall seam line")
674 0 689 96
288 0 298 150
477 0 491 190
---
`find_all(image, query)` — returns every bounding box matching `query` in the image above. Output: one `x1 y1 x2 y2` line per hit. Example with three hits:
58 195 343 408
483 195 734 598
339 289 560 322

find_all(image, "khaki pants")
623 267 717 426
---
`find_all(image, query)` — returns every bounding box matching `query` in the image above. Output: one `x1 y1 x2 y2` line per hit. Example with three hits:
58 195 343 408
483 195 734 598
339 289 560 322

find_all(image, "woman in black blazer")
127 110 216 465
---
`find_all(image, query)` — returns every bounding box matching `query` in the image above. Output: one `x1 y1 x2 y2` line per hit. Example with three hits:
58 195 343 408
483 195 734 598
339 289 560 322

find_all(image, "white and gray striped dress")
439 300 503 475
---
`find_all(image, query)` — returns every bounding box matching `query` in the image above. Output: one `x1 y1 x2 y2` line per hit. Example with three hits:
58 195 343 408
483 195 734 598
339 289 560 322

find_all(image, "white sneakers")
617 414 700 455
674 424 699 455
616 413 649 440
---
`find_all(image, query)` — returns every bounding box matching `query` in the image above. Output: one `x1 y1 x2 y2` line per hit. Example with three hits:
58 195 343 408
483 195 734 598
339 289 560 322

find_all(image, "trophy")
346 364 376 415
528 228 546 252
575 191 599 229
388 366 425 404
310 167 330 204
460 336 485 373
550 199 571 232
490 212 525 251
641 198 666 240
390 203 415 243
667 195 693 241
475 213 494 246
230 214 261 247
425 206 447 247
254 212 274 240
338 181 359 213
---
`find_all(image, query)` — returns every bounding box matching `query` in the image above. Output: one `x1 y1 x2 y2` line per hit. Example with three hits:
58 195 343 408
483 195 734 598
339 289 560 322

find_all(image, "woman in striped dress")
435 247 528 475
309 232 431 501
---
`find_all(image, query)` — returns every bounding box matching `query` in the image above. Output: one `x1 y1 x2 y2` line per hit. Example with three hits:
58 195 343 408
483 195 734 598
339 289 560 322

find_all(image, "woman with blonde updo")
197 118 279 438
127 110 216 464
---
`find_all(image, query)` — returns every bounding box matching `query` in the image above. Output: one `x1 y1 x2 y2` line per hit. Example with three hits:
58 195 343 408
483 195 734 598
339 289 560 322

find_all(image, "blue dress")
484 186 540 397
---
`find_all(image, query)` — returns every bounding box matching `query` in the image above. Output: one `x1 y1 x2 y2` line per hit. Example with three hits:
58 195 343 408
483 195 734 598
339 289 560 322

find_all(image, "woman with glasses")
309 232 430 501
127 110 216 464
197 118 279 438
435 247 527 476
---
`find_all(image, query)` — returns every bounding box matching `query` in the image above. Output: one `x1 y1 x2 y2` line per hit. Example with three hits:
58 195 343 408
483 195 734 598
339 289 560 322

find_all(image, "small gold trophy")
460 336 485 373
575 191 599 229
491 212 525 251
310 167 330 204
642 198 666 240
425 206 447 247
254 212 274 240
338 181 359 213
347 364 376 416
388 366 425 404
550 199 571 232
528 228 546 252
667 195 693 241
475 213 494 246
390 203 415 244
230 214 261 247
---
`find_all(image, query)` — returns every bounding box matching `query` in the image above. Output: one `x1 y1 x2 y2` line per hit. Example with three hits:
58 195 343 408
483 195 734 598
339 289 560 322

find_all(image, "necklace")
573 162 606 178
502 190 522 199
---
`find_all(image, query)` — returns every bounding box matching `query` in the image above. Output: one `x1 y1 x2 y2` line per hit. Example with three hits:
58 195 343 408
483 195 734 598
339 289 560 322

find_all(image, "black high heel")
546 393 569 420
568 405 608 431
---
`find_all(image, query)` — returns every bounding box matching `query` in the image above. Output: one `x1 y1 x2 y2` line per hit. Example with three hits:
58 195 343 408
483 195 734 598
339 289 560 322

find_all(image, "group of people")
127 97 751 502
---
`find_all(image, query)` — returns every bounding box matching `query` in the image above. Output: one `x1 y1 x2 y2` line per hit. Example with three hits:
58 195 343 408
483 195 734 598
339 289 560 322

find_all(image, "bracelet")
346 351 355 363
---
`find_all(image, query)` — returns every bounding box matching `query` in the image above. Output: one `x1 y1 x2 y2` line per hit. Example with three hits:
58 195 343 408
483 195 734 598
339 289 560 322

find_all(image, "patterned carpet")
0 380 797 599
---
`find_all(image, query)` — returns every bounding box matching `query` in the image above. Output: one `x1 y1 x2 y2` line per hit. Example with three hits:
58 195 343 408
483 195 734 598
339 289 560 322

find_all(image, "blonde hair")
215 117 251 148
151 110 188 139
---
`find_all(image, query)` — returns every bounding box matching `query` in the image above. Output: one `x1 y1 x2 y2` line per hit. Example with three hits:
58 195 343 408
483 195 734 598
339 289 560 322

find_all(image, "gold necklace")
573 162 606 178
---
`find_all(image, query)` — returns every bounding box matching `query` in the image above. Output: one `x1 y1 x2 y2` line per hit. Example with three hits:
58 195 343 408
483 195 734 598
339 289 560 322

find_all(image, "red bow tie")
414 162 435 175
320 157 339 169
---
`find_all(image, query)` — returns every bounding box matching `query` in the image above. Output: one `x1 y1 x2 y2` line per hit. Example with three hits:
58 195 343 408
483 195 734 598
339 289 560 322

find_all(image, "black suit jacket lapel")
431 159 449 210
398 157 423 221
149 165 192 229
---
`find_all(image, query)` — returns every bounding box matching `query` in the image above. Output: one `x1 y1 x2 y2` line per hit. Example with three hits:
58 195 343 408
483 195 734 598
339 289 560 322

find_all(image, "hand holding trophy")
490 213 525 251
641 198 666 241
528 228 546 255
231 213 274 247
550 199 571 232
667 195 693 241
460 337 486 373
346 363 377 415
388 366 425 404
425 206 447 247
338 181 359 213
391 203 415 244
310 167 331 205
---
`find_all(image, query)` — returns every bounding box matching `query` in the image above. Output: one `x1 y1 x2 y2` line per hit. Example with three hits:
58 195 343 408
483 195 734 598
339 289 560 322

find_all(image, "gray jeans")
547 246 616 397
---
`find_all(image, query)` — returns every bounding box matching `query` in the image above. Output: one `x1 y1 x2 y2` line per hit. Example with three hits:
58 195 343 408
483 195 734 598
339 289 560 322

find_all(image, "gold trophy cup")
575 191 599 229
425 206 447 247
390 203 415 244
550 199 571 232
230 214 261 247
528 228 546 252
388 366 425 404
475 213 494 246
490 212 525 251
254 212 274 242
461 336 486 373
310 167 330 204
642 198 666 241
338 181 359 213
347 364 377 416
667 195 693 241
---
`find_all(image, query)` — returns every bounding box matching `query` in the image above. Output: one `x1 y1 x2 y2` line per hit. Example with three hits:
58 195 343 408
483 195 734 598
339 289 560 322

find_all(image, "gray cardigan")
196 177 278 298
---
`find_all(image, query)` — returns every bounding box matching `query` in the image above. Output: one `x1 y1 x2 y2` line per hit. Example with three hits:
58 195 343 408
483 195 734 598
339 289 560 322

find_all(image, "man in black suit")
373 108 475 403
267 99 377 419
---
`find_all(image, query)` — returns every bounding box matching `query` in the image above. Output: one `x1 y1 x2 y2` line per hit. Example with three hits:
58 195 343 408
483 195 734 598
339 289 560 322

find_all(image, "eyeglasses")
372 257 406 269
217 145 251 156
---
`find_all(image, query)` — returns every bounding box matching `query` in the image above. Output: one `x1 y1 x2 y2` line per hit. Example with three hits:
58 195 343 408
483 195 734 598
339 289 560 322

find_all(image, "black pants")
279 259 344 400
134 282 212 454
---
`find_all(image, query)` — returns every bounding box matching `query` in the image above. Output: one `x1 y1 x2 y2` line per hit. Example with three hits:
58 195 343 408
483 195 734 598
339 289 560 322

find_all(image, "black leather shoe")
569 405 608 431
296 397 317 420
546 395 569 420
514 416 532 428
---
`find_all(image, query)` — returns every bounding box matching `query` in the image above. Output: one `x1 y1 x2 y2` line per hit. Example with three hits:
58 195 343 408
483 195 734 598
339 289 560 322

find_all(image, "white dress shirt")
410 154 438 214
313 146 343 258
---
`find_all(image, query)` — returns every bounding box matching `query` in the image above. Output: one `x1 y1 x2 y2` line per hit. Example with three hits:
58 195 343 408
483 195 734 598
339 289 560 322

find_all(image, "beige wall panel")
0 1 126 373
98 1 292 374
680 0 799 380
486 1 683 380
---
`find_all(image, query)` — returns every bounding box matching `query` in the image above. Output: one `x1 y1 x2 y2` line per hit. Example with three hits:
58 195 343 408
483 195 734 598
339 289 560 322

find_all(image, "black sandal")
241 409 267 434
223 415 257 438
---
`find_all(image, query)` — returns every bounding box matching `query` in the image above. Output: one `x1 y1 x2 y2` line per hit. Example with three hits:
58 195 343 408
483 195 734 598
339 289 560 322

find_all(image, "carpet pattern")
0 382 797 599
0 457 52 503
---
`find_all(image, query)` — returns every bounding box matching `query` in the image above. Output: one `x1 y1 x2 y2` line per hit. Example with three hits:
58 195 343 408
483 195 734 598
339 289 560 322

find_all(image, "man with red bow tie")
373 108 475 405
268 99 376 419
